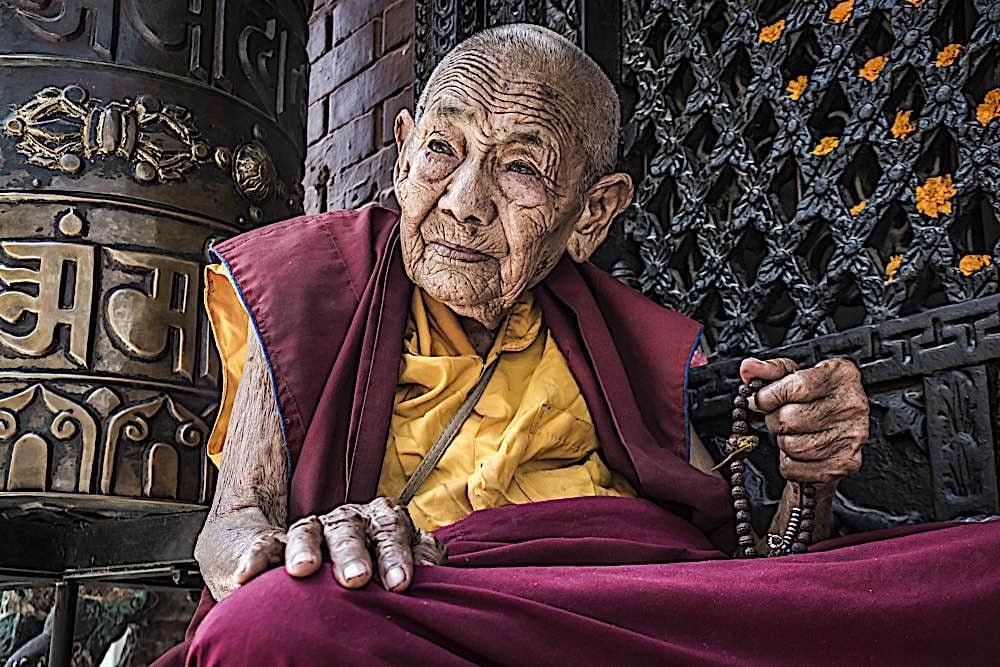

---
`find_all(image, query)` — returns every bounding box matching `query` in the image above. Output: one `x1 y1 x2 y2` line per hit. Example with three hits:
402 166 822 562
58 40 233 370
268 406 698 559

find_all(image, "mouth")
429 240 492 263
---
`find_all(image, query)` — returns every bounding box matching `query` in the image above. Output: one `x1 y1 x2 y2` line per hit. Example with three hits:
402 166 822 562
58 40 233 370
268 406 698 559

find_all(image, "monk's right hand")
282 496 445 592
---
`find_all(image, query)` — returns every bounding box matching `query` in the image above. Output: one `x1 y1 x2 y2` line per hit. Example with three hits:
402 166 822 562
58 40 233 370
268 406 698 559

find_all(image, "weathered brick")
306 12 331 63
312 109 376 177
332 0 394 44
382 1 413 53
327 43 413 130
309 20 375 102
306 98 327 145
381 85 414 146
331 145 399 210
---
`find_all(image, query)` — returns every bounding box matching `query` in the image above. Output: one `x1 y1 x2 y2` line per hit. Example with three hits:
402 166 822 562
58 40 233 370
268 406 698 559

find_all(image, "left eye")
507 161 537 176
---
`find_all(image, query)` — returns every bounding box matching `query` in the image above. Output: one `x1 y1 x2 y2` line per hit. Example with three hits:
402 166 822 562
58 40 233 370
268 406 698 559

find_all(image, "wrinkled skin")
195 36 871 599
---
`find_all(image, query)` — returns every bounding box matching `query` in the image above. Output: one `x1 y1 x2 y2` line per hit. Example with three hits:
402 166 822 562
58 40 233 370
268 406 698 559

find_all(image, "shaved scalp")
417 23 620 188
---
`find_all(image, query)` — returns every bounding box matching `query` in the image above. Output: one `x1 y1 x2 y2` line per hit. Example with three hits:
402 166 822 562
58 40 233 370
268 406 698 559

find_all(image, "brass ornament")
3 85 288 206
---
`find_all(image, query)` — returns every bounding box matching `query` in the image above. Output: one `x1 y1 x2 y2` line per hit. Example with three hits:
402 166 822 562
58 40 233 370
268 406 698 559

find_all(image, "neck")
458 316 497 358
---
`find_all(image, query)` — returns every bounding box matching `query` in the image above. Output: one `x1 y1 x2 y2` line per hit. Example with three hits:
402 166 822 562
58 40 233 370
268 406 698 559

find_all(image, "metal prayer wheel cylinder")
0 0 311 508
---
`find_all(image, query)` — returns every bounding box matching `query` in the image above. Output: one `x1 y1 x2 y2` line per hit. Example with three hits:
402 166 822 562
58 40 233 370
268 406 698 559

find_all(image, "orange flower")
829 0 854 23
787 75 808 100
959 254 992 276
915 174 957 218
859 56 888 81
812 136 840 156
885 255 903 283
891 110 916 140
976 88 1000 127
759 19 786 44
905 0 925 6
850 200 867 217
935 43 962 67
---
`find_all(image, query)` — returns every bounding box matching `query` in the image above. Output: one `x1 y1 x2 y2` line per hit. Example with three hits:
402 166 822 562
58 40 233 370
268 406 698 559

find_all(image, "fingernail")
292 555 314 567
343 561 367 581
385 567 406 589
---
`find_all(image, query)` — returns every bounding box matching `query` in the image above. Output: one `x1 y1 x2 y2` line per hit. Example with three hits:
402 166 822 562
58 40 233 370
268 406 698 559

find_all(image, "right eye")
428 140 454 155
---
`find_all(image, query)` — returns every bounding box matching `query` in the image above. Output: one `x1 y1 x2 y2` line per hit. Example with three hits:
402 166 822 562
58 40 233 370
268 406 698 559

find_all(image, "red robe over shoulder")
157 208 1000 667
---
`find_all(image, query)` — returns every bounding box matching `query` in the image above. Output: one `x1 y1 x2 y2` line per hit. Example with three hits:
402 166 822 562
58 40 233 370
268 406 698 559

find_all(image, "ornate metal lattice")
618 0 1000 359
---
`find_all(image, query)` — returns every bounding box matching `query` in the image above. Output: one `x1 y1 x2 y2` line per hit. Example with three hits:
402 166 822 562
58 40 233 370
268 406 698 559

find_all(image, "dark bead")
738 384 752 397
732 408 748 421
736 521 752 535
748 378 765 392
732 421 749 434
735 510 751 522
797 531 813 545
791 542 808 554
743 547 759 558
802 496 816 510
731 486 747 500
733 395 749 409
734 499 750 511
729 460 745 474
730 473 744 487
726 435 740 453
800 519 814 532
802 484 816 498
739 535 755 547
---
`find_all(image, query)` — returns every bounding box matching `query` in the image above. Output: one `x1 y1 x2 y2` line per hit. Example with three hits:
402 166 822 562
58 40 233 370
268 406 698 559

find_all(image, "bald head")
418 24 620 188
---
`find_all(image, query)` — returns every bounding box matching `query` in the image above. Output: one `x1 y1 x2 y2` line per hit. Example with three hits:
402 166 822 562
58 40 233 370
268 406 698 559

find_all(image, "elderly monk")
158 24 1000 667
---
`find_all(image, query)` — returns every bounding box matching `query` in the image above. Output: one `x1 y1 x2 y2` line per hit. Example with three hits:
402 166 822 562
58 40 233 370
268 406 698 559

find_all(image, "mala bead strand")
726 377 815 558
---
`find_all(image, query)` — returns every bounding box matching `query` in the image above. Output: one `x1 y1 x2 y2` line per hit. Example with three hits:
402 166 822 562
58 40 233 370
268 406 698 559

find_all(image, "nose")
438 158 497 228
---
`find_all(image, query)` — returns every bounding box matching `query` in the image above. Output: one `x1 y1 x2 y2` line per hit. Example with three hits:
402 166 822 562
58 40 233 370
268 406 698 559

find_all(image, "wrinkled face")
393 63 587 329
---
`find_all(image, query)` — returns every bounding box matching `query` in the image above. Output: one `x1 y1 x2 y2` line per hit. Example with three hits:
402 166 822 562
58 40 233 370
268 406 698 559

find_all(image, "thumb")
739 357 799 384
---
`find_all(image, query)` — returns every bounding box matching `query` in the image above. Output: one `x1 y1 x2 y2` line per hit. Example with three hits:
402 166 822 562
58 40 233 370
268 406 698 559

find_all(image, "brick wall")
303 0 415 215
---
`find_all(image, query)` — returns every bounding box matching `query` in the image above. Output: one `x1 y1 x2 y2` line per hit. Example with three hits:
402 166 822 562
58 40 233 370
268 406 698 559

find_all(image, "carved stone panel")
0 0 311 507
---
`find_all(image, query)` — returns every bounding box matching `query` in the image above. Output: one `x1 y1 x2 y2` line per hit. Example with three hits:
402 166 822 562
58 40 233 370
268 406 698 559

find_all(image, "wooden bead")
802 495 816 510
735 510 751 522
748 378 765 392
726 435 740 453
736 521 752 535
797 531 812 545
802 484 816 498
733 395 749 409
731 486 747 500
738 535 755 547
732 421 750 434
734 499 750 511
791 543 807 554
732 407 748 421
729 473 744 487
799 519 813 532
738 384 752 397
729 460 745 474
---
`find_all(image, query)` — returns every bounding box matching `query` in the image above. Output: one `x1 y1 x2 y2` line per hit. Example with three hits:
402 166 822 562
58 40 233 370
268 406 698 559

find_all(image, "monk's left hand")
741 357 869 485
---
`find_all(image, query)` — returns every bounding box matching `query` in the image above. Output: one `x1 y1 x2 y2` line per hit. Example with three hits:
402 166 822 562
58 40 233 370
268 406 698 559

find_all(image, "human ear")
393 109 416 183
566 172 634 262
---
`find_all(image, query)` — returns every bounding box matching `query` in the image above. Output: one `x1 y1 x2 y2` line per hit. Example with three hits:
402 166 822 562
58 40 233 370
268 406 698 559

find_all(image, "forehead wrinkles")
427 53 577 148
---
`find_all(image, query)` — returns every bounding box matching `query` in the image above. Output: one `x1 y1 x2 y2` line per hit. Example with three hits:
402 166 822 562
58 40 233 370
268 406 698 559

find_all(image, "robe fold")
156 208 1000 666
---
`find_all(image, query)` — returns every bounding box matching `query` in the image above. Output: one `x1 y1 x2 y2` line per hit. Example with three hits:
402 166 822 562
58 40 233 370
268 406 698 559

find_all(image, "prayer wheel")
0 0 311 509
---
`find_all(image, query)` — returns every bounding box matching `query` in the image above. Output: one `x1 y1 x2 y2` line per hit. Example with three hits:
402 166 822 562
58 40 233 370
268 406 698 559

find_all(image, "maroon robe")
157 208 1000 666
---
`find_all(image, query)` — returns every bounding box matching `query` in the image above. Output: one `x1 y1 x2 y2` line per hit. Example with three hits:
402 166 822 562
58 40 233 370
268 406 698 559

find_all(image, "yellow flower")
787 75 808 100
859 55 888 82
935 43 962 67
850 200 867 217
959 255 992 276
812 136 840 156
829 0 854 23
915 174 957 218
759 19 786 44
885 255 903 283
977 88 1000 127
891 110 916 140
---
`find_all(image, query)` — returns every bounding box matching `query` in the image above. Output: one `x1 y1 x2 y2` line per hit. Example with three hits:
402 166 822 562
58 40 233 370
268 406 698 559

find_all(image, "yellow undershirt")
204 265 636 532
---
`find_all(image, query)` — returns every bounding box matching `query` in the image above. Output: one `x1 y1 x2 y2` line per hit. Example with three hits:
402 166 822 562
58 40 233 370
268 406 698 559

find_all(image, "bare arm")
195 322 288 600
